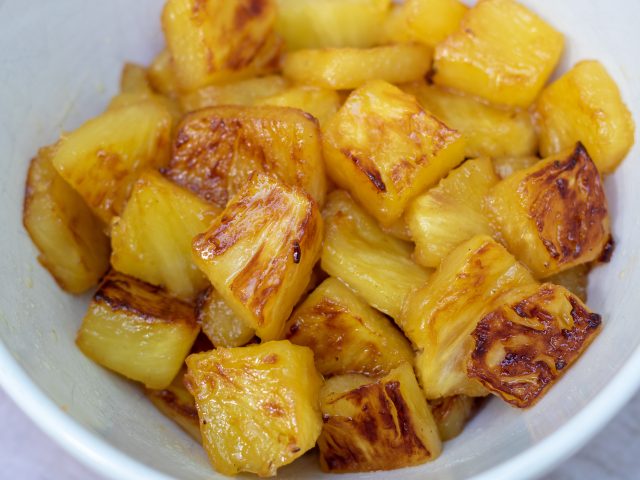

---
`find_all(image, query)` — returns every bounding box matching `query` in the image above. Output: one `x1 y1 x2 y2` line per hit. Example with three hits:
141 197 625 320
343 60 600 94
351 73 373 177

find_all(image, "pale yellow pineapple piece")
148 49 180 97
492 155 540 179
406 157 498 268
486 144 611 278
403 81 537 159
51 100 172 224
275 0 390 50
429 395 477 441
321 191 431 321
535 60 635 174
318 363 441 472
23 145 110 294
324 80 465 226
285 277 414 376
76 271 200 389
192 174 323 341
433 0 564 107
196 287 255 347
547 264 590 302
185 340 323 477
256 85 341 126
403 235 535 398
282 44 433 90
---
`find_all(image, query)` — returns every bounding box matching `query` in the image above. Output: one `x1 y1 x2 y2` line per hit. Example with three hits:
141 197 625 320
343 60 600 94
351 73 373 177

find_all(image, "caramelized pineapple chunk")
486 144 611 278
535 60 635 174
196 287 255 347
147 49 180 97
429 395 477 441
256 85 341 127
185 341 323 477
321 191 431 321
165 105 326 207
76 272 200 389
324 80 465 226
23 145 110 294
285 278 414 376
433 0 563 107
468 283 602 408
493 155 540 179
318 363 441 472
406 157 499 268
403 235 535 398
282 44 433 90
51 100 172 224
192 174 323 341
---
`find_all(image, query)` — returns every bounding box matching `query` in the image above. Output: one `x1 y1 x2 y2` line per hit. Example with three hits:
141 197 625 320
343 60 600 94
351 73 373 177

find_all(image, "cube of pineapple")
275 0 390 50
147 49 180 97
321 191 431 321
433 0 564 107
323 80 465 226
486 143 611 278
110 170 220 300
535 60 635 174
403 81 537 159
467 283 602 408
318 363 441 472
51 99 172 224
282 44 433 90
429 395 477 441
196 287 255 347
192 174 323 341
547 264 590 302
165 105 326 208
162 0 279 92
406 157 499 268
256 85 341 127
403 235 535 398
492 155 540 180
285 277 414 376
76 271 200 389
185 340 323 477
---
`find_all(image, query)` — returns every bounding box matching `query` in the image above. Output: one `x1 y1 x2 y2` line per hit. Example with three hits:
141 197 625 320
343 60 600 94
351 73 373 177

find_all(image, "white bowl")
1 1 639 479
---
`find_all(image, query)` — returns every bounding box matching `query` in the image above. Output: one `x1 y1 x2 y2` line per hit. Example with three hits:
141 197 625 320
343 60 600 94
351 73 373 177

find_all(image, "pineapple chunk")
282 44 433 90
110 170 220 300
165 105 326 207
406 157 499 268
468 283 602 407
256 85 341 127
185 340 323 477
433 0 564 107
192 174 323 341
162 0 279 92
429 395 477 441
51 100 172 224
403 81 537 159
493 155 540 180
535 60 635 174
321 191 431 321
275 0 390 50
285 277 414 376
146 367 201 442
323 80 465 226
403 235 535 398
196 287 255 347
148 49 180 97
547 264 590 302
486 144 611 278
318 363 441 472
76 271 200 389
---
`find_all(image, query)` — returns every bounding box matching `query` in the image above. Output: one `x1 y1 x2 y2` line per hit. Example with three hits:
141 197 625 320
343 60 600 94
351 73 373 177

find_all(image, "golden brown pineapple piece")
433 0 563 107
110 170 220 300
468 283 602 408
256 85 341 127
51 100 172 224
324 80 465 226
318 363 441 472
192 174 323 341
429 395 477 441
282 44 433 90
535 60 635 174
196 287 255 347
285 277 414 376
165 105 326 207
321 191 431 321
403 235 535 398
185 341 323 477
23 145 110 294
147 49 180 97
492 155 540 180
547 264 590 302
406 157 499 268
486 144 611 278
76 271 200 389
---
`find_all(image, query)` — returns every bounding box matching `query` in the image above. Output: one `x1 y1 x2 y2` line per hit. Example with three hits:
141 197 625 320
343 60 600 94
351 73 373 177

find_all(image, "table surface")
2 388 639 480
